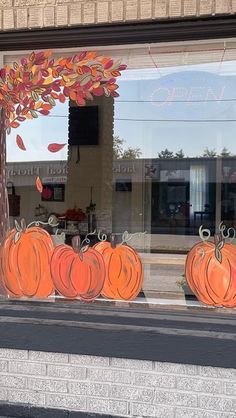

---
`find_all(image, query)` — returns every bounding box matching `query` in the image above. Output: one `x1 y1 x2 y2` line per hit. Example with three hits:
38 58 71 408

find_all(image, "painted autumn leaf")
36 176 43 193
16 134 26 151
48 143 66 153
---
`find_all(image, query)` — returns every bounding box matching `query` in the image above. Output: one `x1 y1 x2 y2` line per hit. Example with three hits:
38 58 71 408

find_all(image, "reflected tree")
113 136 142 159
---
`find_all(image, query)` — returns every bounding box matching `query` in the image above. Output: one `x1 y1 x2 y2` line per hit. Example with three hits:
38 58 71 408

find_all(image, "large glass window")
3 40 236 309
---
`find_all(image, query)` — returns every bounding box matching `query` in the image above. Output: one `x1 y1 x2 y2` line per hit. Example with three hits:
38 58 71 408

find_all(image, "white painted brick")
82 2 95 24
155 0 168 18
9 360 46 376
111 0 124 21
199 394 236 412
69 382 109 397
8 390 45 406
0 388 8 401
134 371 175 388
155 390 198 407
199 366 236 379
47 364 86 380
155 362 199 375
110 357 152 370
131 402 174 417
199 0 213 15
0 360 8 372
88 367 131 384
0 349 28 360
215 0 230 14
176 376 224 394
46 393 86 410
97 1 109 23
0 374 27 389
125 0 138 20
70 354 109 367
184 0 197 16
169 0 182 17
111 384 154 402
140 0 152 19
29 351 69 364
28 377 67 393
225 381 236 396
175 408 233 418
87 397 128 416
232 0 236 13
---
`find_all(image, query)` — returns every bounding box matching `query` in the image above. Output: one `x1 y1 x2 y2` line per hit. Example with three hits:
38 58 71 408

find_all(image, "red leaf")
92 86 104 96
48 143 66 153
39 109 50 116
79 51 87 61
41 69 49 77
16 135 26 151
118 64 127 71
36 176 43 193
104 59 113 70
21 58 27 66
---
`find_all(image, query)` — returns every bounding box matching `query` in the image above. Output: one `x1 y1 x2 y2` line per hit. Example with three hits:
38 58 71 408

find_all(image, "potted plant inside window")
176 275 198 301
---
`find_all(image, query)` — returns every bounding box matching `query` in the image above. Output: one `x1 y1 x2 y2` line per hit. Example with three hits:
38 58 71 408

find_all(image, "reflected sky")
6 59 236 162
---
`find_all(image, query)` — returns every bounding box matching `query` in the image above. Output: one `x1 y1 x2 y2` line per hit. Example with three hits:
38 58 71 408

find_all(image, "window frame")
0 15 236 368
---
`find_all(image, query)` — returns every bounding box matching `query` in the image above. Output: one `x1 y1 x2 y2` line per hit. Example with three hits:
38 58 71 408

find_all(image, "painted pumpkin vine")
185 223 236 308
0 50 126 298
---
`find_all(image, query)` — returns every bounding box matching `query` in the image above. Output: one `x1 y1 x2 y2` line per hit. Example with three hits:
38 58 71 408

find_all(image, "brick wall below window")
0 348 235 417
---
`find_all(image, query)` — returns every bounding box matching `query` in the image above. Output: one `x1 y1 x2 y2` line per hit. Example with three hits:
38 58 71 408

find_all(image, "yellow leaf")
43 76 54 85
65 80 76 87
35 101 43 109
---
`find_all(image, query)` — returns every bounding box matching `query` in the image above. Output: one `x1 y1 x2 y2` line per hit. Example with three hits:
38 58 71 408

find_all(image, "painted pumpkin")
50 236 105 301
1 220 54 298
94 235 143 300
185 230 236 308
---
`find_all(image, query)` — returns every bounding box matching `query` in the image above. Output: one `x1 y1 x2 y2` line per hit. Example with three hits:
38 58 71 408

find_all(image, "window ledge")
0 298 235 369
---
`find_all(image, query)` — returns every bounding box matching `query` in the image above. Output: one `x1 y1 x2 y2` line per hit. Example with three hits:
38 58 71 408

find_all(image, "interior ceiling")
4 40 236 70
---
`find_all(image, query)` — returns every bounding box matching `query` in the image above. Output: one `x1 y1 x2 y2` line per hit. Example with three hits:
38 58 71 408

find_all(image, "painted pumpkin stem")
110 234 117 249
199 225 211 242
214 234 224 263
72 236 83 260
219 222 236 243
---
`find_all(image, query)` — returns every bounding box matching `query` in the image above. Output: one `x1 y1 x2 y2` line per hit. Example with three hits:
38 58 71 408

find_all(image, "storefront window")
3 41 236 309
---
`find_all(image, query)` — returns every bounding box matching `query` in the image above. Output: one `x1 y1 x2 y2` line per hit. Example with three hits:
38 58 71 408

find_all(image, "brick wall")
0 348 235 417
0 0 235 32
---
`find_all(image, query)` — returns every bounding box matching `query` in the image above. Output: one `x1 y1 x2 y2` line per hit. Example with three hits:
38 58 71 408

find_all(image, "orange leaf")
69 91 77 101
16 135 26 151
51 92 59 99
86 51 97 60
43 50 52 58
59 93 65 103
36 176 43 193
10 121 20 128
42 104 52 111
48 143 66 153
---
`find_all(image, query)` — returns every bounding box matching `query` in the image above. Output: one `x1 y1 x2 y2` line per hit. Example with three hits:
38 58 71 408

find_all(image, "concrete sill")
0 299 235 369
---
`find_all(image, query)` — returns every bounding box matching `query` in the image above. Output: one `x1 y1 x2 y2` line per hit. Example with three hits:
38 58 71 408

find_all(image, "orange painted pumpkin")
50 236 105 301
1 220 54 298
94 235 143 300
185 228 236 307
